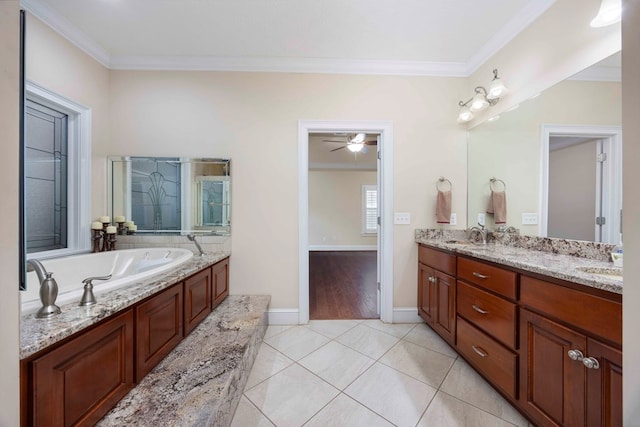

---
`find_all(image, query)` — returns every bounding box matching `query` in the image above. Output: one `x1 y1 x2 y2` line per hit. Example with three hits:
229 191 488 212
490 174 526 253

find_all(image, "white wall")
309 170 377 248
622 0 640 421
548 140 597 241
0 2 21 425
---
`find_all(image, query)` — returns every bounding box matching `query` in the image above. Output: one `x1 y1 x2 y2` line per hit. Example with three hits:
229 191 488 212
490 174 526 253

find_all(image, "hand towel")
487 190 507 224
436 190 452 224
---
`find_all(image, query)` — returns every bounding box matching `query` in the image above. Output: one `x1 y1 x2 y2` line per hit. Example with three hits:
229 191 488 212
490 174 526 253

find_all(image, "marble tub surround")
20 252 230 359
98 295 269 427
416 236 622 294
117 233 232 254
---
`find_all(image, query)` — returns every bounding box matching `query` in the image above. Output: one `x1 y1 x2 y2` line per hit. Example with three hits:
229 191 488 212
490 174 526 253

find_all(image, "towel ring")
436 177 452 192
490 177 506 191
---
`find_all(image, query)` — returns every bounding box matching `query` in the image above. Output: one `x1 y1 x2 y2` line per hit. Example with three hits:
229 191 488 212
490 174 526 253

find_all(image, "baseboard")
308 245 377 251
392 307 422 324
268 309 300 325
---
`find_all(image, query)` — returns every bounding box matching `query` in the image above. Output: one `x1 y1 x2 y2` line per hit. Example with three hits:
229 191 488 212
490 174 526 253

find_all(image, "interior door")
376 134 381 316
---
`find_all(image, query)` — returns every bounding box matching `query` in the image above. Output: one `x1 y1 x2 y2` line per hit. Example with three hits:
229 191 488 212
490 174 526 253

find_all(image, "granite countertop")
20 252 230 360
416 238 622 295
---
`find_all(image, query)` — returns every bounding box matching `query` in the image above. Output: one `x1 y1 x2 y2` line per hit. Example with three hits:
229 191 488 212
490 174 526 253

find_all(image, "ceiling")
22 0 557 75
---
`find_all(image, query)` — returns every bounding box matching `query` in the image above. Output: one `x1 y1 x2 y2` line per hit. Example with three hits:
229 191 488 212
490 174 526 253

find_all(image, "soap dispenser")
611 234 624 268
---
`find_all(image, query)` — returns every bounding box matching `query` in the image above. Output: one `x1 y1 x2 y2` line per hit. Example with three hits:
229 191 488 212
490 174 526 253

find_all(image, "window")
362 184 378 235
24 82 92 259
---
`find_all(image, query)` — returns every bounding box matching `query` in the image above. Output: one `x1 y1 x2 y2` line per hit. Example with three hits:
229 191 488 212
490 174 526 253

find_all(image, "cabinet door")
520 309 586 427
212 257 229 308
586 338 622 427
418 263 435 324
184 267 212 336
432 270 456 345
136 284 183 381
30 310 134 427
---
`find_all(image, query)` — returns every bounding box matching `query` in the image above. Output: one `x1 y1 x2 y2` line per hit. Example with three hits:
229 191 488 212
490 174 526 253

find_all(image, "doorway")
541 125 622 243
298 121 394 324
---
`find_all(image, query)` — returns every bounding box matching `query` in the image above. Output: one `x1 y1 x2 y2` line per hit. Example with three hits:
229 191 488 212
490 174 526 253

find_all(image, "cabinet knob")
428 276 436 283
472 272 489 279
472 304 489 315
582 357 600 370
567 349 584 361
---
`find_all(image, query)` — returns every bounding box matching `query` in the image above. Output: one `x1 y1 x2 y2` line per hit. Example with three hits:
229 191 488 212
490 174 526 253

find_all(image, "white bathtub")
22 248 194 315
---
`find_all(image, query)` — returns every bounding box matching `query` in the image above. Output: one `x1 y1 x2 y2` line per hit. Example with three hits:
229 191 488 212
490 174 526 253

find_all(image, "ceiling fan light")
457 106 474 123
351 133 366 144
590 0 622 27
470 93 489 112
487 78 508 99
347 143 364 152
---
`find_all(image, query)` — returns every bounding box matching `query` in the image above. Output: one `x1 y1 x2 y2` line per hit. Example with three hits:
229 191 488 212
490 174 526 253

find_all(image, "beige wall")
467 80 621 232
107 71 468 309
548 140 597 241
309 170 377 247
0 2 21 425
623 0 640 421
25 14 110 219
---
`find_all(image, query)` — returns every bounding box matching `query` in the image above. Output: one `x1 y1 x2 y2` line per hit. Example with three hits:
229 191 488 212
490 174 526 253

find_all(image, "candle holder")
116 221 126 235
91 229 102 253
101 223 110 252
107 233 117 251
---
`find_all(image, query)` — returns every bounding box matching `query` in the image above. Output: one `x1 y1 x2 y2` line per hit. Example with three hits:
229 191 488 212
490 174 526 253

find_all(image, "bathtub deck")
97 295 270 427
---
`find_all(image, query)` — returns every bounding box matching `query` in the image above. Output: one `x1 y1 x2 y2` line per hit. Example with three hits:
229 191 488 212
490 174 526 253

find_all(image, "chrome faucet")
186 233 206 256
468 223 488 245
26 259 62 318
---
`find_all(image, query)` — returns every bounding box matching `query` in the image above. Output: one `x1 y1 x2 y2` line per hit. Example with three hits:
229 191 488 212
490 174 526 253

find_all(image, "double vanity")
416 229 622 426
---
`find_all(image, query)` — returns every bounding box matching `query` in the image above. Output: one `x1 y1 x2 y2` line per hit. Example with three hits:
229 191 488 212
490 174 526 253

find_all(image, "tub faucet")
26 259 62 318
468 223 488 245
187 233 206 256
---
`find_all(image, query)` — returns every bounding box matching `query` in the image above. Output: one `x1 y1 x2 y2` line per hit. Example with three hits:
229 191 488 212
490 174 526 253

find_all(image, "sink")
577 266 623 280
445 240 473 245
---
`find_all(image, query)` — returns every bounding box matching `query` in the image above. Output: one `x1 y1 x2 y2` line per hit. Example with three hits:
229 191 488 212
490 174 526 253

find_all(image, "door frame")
540 124 622 242
298 120 394 324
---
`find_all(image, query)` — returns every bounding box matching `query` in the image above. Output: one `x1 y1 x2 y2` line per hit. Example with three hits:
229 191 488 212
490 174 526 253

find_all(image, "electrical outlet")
449 213 457 225
522 213 538 225
477 213 485 226
394 212 411 225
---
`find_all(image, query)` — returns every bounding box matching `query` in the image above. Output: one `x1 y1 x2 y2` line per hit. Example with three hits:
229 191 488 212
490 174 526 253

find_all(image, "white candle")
91 221 103 230
125 221 135 228
99 216 110 223
114 216 125 222
129 225 137 231
106 226 117 234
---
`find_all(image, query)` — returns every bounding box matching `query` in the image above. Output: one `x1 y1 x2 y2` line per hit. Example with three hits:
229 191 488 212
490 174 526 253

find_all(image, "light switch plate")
394 212 411 225
522 213 538 225
477 213 485 226
450 213 457 225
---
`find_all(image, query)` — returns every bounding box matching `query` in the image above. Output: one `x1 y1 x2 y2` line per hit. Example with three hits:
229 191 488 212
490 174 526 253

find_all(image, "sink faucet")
186 233 206 256
468 223 488 245
26 259 62 318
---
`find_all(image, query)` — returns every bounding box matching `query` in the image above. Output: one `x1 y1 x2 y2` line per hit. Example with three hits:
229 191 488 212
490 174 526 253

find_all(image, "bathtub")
22 248 194 315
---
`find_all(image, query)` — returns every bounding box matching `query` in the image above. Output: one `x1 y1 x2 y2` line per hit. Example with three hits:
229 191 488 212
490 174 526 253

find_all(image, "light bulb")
347 143 364 152
457 106 474 123
470 93 489 112
487 78 508 99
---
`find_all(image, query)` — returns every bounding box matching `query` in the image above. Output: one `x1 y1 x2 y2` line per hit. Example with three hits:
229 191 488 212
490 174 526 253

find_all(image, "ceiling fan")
322 133 377 153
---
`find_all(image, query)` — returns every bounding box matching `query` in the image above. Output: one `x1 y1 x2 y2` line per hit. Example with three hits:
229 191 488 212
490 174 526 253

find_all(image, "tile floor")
231 320 532 427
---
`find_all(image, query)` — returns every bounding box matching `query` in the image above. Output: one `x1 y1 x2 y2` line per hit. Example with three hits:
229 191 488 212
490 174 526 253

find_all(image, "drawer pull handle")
472 272 489 279
472 305 489 315
567 349 584 361
583 357 600 370
472 345 488 358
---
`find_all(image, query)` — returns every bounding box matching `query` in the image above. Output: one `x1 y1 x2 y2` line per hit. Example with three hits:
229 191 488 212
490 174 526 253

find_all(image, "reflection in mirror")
108 157 231 235
467 52 621 243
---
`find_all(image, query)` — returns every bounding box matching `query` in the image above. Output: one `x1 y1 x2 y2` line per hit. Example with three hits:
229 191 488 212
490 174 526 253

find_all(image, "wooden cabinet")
212 257 229 308
184 267 212 336
586 338 622 427
417 246 456 346
27 310 134 427
135 284 183 381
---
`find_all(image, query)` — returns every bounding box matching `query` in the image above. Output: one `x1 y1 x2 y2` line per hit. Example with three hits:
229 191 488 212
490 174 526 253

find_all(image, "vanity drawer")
457 257 517 299
520 275 622 346
457 316 518 400
419 245 456 276
457 281 516 349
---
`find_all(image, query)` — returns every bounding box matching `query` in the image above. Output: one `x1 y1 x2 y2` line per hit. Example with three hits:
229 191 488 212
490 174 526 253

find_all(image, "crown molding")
20 0 555 77
465 0 558 75
21 0 111 67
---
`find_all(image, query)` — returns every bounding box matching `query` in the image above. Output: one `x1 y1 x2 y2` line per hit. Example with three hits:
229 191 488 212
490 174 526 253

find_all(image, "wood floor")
309 251 378 320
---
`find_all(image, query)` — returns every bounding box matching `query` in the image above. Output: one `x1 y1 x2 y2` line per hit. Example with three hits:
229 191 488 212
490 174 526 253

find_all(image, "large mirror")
467 52 622 243
108 157 231 235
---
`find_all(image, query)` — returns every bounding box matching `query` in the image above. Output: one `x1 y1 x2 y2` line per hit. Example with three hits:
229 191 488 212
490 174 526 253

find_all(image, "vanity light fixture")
457 69 508 123
590 0 622 27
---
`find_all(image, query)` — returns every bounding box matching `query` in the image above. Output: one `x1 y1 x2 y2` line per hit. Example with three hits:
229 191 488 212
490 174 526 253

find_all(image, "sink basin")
445 240 473 245
577 266 623 280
